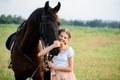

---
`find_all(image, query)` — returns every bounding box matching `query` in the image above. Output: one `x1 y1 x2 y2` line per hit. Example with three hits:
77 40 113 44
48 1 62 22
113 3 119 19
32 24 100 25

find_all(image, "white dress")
51 47 76 80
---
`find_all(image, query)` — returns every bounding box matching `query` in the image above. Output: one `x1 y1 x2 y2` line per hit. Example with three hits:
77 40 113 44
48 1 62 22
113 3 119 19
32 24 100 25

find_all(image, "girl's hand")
60 41 65 46
48 61 56 69
53 40 61 48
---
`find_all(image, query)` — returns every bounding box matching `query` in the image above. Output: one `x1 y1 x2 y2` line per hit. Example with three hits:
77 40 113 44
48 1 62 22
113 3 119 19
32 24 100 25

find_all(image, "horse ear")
44 1 50 12
53 2 61 13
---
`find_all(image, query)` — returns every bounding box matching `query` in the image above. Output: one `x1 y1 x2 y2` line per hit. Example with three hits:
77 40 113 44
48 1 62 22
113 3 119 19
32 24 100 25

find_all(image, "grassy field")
0 24 120 80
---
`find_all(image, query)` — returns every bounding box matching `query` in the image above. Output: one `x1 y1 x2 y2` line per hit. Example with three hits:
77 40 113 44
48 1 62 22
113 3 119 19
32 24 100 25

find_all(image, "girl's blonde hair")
58 28 71 39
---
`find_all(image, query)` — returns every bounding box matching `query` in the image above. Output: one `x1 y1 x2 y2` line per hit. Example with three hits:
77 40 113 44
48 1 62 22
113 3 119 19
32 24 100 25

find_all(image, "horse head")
19 1 61 57
40 1 61 56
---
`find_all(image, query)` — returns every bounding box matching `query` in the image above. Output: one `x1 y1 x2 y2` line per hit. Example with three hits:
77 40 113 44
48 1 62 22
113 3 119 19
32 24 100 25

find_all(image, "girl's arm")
37 40 43 52
38 40 60 57
38 44 55 57
48 56 74 72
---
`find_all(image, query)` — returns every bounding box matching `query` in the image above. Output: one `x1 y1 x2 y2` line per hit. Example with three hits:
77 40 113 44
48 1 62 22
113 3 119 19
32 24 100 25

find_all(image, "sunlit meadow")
0 24 120 80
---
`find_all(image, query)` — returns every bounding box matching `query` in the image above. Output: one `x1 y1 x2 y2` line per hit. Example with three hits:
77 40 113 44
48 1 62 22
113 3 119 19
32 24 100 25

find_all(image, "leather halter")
39 11 57 70
39 10 56 46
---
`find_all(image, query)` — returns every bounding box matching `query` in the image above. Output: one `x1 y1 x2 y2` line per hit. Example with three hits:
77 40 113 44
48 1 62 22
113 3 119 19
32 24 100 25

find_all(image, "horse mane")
17 8 44 55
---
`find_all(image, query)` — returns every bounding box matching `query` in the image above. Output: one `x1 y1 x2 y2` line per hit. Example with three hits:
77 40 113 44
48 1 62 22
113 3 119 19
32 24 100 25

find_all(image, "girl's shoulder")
66 46 75 57
67 46 74 51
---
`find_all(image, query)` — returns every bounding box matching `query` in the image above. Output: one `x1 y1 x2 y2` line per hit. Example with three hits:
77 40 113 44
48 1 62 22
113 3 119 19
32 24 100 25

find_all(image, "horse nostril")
50 47 59 56
55 47 60 55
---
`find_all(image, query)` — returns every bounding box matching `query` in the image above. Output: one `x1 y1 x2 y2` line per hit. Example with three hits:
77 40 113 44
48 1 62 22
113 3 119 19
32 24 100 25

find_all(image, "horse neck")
18 23 40 55
18 10 43 55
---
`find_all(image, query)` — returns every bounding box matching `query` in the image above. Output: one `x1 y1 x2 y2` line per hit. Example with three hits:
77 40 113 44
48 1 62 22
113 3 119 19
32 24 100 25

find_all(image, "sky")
0 0 120 21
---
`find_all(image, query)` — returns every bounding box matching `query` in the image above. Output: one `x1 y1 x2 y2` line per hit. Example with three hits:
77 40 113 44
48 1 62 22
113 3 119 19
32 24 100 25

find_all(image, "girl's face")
58 31 69 45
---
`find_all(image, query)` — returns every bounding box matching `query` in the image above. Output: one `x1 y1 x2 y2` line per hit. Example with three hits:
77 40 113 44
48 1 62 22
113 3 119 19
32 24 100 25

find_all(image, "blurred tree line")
0 14 25 24
0 14 120 28
61 19 120 28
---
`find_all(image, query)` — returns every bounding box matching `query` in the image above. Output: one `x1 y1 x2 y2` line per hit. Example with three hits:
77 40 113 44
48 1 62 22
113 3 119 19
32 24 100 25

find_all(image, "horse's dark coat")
6 1 61 80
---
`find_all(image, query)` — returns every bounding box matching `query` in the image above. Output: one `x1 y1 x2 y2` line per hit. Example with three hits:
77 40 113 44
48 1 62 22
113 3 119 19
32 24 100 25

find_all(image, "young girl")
38 28 76 80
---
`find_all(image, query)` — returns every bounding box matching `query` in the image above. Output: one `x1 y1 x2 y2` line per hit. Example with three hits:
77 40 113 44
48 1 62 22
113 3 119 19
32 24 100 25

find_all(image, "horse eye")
58 22 60 26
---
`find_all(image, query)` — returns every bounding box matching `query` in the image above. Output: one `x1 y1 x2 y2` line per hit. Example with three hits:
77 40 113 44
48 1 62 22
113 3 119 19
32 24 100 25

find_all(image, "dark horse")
6 1 61 80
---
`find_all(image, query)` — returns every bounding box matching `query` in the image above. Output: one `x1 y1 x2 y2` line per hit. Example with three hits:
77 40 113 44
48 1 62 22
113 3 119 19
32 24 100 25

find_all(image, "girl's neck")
60 44 68 51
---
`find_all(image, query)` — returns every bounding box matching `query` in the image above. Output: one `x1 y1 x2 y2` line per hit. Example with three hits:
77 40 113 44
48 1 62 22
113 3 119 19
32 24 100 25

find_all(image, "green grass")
0 24 17 80
0 24 120 80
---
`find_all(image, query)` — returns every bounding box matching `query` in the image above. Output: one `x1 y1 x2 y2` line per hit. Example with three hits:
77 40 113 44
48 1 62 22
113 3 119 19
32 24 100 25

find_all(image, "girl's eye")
64 37 67 39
